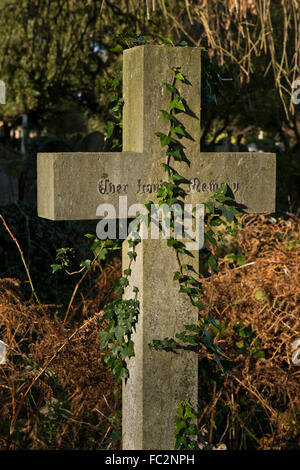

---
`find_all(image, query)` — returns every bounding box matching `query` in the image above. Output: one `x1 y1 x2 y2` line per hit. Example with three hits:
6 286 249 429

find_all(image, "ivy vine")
98 235 140 384
93 59 246 453
146 67 241 374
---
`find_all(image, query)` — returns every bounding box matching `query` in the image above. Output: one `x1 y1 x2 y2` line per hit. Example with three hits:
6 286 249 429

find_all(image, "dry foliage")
200 214 300 449
0 258 122 450
125 0 300 116
0 216 299 449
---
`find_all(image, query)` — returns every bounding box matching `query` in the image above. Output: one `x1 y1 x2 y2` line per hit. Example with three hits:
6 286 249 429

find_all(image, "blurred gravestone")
0 80 5 104
74 131 105 152
0 145 24 205
19 136 73 203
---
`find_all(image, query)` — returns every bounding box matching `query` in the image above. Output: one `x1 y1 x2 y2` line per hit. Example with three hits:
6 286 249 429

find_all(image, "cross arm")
37 152 149 220
37 151 276 221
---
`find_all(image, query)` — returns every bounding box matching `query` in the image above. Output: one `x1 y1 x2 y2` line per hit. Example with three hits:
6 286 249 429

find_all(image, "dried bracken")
200 214 300 449
0 258 122 450
0 216 299 449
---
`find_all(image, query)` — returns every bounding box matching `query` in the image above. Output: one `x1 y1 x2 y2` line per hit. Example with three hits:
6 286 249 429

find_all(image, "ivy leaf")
164 83 177 94
80 259 92 270
166 146 183 161
157 35 174 46
113 285 124 295
179 286 192 294
159 109 174 122
56 247 72 256
208 254 218 272
210 217 223 227
185 424 197 435
170 124 185 136
184 406 197 420
119 276 129 287
191 299 205 310
205 230 217 246
110 78 120 91
169 171 183 182
111 103 121 113
236 254 246 266
253 350 265 360
169 95 186 112
184 324 199 333
160 162 171 172
99 331 113 350
156 187 168 198
155 132 176 147
128 251 137 261
175 71 185 81
173 271 184 281
109 343 121 358
212 184 232 202
175 421 187 433
105 121 114 141
110 44 123 53
125 340 135 358
114 325 126 343
51 264 62 273
113 361 128 384
204 201 215 214
96 248 108 262
219 205 238 223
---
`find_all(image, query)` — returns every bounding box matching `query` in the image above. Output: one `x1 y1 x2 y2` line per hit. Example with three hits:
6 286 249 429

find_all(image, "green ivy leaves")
169 94 186 112
233 322 265 368
51 247 74 273
149 69 240 378
98 235 141 384
100 297 140 384
155 132 177 148
104 69 123 150
174 401 198 450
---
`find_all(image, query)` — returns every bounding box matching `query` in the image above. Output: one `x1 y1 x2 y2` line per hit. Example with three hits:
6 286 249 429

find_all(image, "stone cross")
37 45 276 450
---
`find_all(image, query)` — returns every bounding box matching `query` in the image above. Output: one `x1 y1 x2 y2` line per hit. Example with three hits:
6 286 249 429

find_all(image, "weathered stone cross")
37 45 276 450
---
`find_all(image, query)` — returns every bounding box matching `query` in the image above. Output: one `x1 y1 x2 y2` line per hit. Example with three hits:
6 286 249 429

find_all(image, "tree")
1 0 300 156
0 0 165 138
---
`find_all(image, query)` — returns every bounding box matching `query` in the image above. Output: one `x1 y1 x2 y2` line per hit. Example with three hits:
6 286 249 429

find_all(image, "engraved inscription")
186 178 240 193
98 179 128 194
98 178 240 195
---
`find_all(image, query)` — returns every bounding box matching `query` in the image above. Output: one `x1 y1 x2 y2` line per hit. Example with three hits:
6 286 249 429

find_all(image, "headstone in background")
21 114 28 155
74 131 105 152
0 145 24 205
0 80 5 104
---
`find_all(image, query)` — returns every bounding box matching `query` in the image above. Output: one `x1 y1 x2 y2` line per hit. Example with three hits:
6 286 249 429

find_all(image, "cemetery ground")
0 205 299 450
